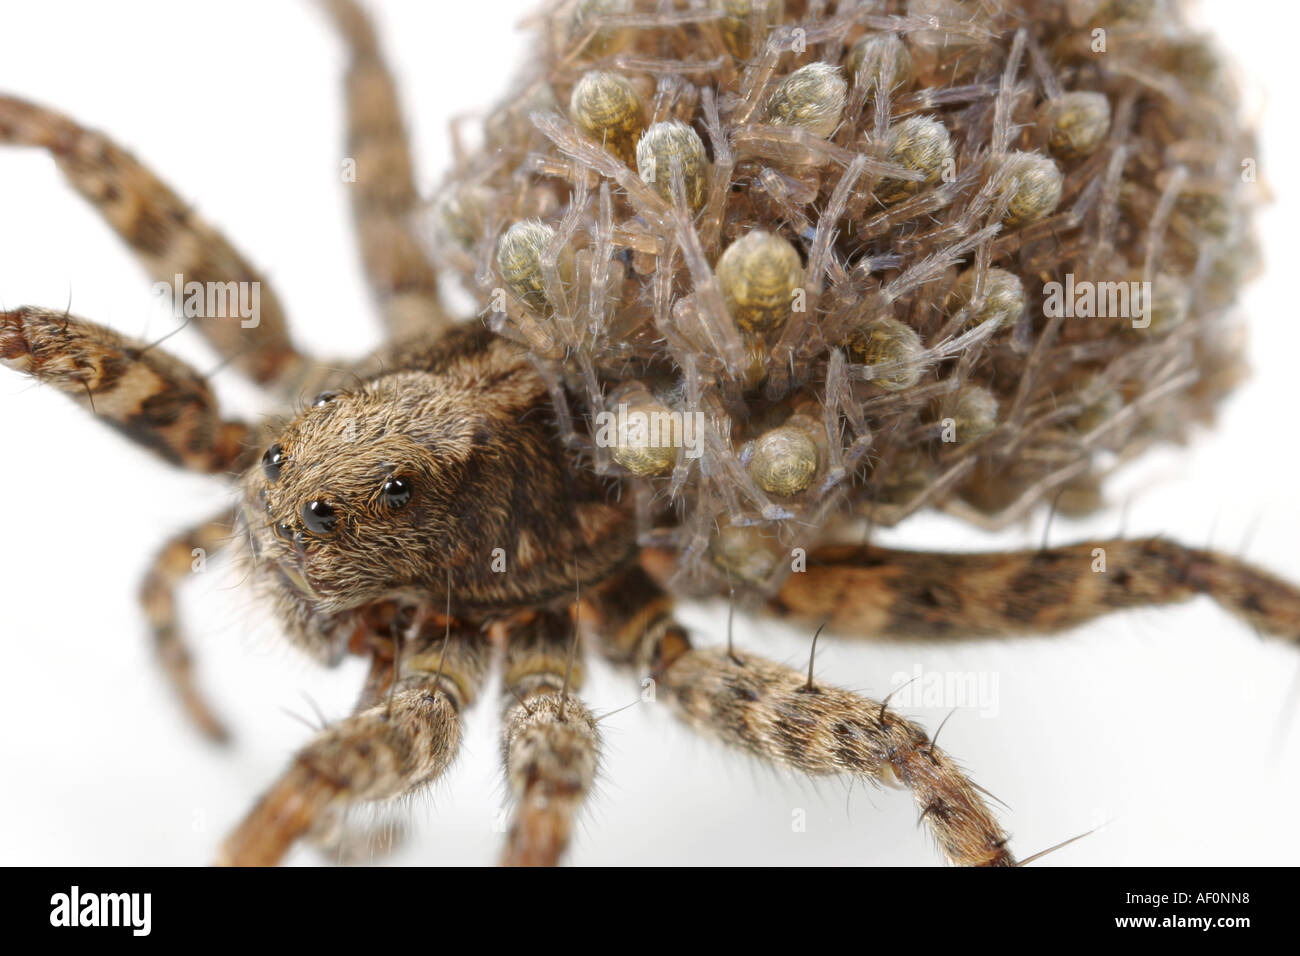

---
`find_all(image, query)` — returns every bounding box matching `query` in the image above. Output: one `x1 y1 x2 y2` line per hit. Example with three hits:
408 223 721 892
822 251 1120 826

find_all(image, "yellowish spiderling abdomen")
875 115 954 204
636 120 709 212
497 220 566 314
436 185 491 250
846 33 913 92
708 519 780 585
764 63 848 139
570 70 645 164
606 383 680 477
947 385 1000 441
1039 91 1111 160
1136 272 1190 334
1000 150 1063 227
844 318 925 390
949 267 1025 332
748 424 819 496
717 230 803 333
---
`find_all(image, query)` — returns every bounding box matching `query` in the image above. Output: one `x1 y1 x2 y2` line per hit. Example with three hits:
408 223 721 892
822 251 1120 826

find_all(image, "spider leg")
139 508 238 742
216 615 489 866
306 805 408 864
497 610 599 867
583 565 1014 867
321 0 452 339
766 539 1300 642
0 306 252 474
304 644 408 863
0 95 305 389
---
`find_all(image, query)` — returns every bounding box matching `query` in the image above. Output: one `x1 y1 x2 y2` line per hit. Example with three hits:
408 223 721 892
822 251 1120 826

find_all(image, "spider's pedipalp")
497 610 599 867
321 0 452 339
139 509 239 743
0 307 252 474
217 614 489 866
767 538 1300 644
0 95 304 389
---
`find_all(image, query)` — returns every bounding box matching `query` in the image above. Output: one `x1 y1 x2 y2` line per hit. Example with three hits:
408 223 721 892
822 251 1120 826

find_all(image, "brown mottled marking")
138 510 238 742
662 649 1013 867
771 539 1300 642
0 96 301 387
583 563 1013 866
321 0 449 339
497 610 598 867
243 325 636 636
0 307 251 473
217 619 489 866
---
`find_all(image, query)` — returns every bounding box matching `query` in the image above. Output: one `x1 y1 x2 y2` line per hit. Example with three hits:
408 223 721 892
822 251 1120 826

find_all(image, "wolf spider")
1 0 1298 866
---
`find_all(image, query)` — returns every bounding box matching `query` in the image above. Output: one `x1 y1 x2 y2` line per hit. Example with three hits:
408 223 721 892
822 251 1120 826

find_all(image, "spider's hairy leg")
0 95 307 389
305 805 407 864
320 0 451 339
497 610 599 867
0 307 251 473
217 615 489 866
583 565 1015 867
767 539 1300 643
302 641 408 862
139 509 238 743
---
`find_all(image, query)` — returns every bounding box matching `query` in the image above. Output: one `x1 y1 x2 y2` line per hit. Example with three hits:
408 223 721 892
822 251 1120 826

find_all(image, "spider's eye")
313 390 338 407
262 443 286 482
273 521 293 541
302 499 338 535
380 475 412 510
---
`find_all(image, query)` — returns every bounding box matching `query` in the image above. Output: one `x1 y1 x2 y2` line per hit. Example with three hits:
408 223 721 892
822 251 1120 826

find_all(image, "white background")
0 0 1297 866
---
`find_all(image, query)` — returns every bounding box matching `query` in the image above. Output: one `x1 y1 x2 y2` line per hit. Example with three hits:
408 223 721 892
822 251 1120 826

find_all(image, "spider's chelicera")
2 0 1298 866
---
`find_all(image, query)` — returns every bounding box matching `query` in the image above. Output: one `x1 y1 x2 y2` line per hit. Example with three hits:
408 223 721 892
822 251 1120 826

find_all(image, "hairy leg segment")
769 538 1300 641
496 609 600 867
320 0 450 340
139 509 240 743
0 95 305 389
0 307 252 474
217 613 489 866
582 564 1016 867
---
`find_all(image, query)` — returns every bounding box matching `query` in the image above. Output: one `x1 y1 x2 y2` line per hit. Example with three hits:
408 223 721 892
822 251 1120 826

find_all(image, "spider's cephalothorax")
3 0 1300 867
240 326 635 660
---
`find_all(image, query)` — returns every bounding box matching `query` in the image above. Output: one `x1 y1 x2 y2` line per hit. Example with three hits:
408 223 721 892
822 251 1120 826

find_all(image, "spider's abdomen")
427 0 1258 599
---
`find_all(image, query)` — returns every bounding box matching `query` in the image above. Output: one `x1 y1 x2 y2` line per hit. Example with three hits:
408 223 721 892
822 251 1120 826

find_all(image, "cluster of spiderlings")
426 0 1259 598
